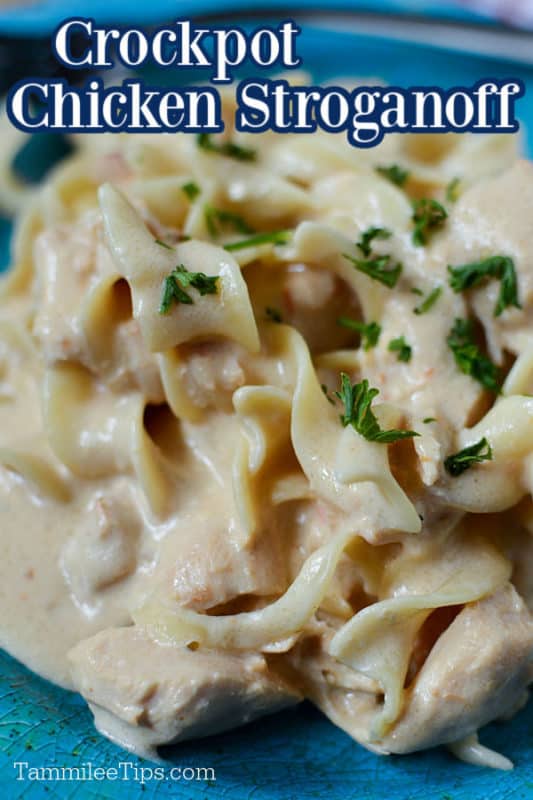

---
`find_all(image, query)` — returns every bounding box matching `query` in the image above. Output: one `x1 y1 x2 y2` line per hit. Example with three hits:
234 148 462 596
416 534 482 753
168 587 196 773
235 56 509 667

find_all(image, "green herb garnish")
376 164 410 187
335 374 419 443
345 223 401 288
444 437 493 477
205 205 253 238
159 265 219 314
265 306 283 323
388 336 412 362
224 230 292 252
447 255 520 317
423 417 437 424
414 286 442 315
445 177 461 203
357 226 392 258
154 238 173 250
197 133 256 162
412 198 447 246
447 318 500 392
321 383 335 405
337 317 381 350
344 253 402 288
182 181 200 201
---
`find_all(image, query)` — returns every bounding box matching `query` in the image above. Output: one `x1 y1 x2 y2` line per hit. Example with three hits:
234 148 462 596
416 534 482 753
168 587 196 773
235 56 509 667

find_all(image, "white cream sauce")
0 138 531 763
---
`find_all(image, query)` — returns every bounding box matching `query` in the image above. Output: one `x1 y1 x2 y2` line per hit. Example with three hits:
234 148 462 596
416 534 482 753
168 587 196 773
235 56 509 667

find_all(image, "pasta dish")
0 85 532 769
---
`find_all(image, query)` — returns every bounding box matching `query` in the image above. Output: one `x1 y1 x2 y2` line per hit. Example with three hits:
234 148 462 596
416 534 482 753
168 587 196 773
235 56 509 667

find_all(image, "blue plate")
1 10 533 800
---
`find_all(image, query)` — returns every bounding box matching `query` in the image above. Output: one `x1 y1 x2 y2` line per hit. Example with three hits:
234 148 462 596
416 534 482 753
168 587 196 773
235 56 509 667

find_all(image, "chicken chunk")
60 484 143 610
69 626 300 756
383 584 533 753
177 341 247 411
33 221 164 402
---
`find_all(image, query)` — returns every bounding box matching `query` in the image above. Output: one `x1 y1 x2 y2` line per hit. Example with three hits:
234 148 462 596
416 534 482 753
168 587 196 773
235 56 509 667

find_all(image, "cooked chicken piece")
383 584 533 753
33 221 98 364
107 316 165 402
286 625 382 750
33 222 164 403
60 483 142 607
156 512 289 612
282 265 360 354
69 626 301 756
176 340 247 411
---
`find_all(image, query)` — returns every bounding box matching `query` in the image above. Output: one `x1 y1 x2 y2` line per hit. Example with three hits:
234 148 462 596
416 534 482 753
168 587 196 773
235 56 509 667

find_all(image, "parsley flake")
412 199 447 246
205 205 253 238
344 253 402 288
357 226 392 258
345 224 402 288
335 374 419 443
388 336 412 362
414 286 442 315
182 181 200 201
154 238 173 250
447 255 521 317
159 265 219 314
444 437 493 476
224 230 292 252
337 317 381 350
445 177 461 203
197 133 256 162
376 164 410 187
321 383 335 405
423 417 437 424
447 318 500 392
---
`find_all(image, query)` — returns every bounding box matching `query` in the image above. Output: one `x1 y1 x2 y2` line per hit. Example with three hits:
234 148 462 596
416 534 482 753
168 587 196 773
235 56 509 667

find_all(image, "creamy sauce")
0 123 532 765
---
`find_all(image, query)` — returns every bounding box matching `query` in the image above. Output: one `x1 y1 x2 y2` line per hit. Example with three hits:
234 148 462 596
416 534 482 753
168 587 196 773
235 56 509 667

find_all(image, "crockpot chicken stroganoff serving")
0 79 533 770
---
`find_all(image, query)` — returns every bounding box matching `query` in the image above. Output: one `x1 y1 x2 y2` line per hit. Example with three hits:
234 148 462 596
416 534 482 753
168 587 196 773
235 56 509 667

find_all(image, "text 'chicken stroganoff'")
0 80 532 770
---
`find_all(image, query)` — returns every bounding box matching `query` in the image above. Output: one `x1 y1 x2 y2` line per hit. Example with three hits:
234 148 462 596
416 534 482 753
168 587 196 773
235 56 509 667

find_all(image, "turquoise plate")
0 9 532 800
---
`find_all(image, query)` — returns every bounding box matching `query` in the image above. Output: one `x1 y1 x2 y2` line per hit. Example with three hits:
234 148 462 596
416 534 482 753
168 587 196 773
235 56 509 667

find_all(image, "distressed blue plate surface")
0 10 532 800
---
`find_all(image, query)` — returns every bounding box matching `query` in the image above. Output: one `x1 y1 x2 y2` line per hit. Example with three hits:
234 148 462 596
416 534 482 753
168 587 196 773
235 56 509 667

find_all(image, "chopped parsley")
345 224 402 288
182 181 200 201
159 265 219 314
447 318 500 392
447 255 521 317
388 336 412 362
265 306 283 323
444 437 493 477
154 238 173 250
336 374 419 443
423 417 437 424
321 383 335 405
197 133 256 162
343 222 402 289
414 286 442 315
224 230 292 252
357 226 391 258
412 198 447 246
344 253 402 288
205 205 253 238
411 287 424 296
445 177 461 203
337 317 381 350
376 164 410 187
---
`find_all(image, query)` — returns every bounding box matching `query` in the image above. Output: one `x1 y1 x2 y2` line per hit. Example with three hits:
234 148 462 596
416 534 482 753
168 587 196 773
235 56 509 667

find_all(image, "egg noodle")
0 78 531 769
